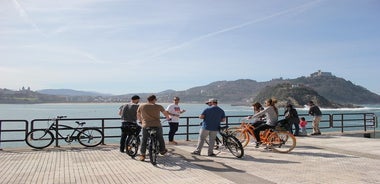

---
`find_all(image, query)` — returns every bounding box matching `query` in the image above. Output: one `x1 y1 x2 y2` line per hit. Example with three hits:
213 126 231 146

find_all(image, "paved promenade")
0 134 380 184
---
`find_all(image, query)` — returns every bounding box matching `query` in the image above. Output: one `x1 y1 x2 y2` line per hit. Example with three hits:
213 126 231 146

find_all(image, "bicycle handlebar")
56 116 67 119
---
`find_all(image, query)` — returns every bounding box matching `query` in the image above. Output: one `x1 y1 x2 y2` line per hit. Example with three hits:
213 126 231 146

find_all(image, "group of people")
118 95 185 161
118 95 323 159
247 99 322 140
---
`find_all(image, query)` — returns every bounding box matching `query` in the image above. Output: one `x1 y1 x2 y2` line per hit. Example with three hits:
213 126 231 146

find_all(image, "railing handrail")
0 112 378 148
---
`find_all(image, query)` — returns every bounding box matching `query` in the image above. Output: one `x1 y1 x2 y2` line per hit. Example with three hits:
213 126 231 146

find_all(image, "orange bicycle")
230 119 296 153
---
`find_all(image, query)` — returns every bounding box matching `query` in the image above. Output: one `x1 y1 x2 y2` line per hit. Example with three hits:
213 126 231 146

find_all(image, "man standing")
136 95 170 161
166 97 186 145
191 98 225 156
118 95 141 153
308 101 322 135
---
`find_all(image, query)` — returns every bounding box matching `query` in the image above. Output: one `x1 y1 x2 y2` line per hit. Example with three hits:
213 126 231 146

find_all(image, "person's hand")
246 116 252 119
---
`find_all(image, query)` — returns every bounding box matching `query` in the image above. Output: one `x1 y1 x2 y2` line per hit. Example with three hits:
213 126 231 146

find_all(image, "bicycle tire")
149 137 158 165
126 135 140 158
77 128 103 147
25 129 54 149
228 127 250 148
268 131 296 153
225 135 244 158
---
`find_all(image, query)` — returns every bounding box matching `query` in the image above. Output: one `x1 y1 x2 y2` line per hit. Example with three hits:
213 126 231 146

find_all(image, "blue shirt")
201 106 226 131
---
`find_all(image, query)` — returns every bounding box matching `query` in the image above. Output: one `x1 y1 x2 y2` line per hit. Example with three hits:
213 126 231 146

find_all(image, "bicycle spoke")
269 132 296 153
225 135 244 158
78 128 103 147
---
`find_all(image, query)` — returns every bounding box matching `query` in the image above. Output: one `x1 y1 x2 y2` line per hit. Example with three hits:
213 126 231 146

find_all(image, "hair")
300 117 306 121
252 102 262 111
131 95 140 100
266 98 278 115
173 96 180 100
147 95 157 102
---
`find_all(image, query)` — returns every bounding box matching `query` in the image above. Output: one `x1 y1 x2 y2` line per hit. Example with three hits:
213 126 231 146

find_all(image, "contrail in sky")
149 0 323 59
11 0 44 35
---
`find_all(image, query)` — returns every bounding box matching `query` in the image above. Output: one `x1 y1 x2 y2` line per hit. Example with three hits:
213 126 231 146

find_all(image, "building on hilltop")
310 70 333 77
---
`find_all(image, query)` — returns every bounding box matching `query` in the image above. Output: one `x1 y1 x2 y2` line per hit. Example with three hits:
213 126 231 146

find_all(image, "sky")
1 0 379 95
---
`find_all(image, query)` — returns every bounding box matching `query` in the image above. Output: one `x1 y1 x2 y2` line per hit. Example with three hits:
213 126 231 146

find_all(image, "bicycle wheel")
126 135 140 158
225 135 244 158
25 129 54 149
77 128 103 147
149 137 158 165
268 131 296 153
229 127 249 148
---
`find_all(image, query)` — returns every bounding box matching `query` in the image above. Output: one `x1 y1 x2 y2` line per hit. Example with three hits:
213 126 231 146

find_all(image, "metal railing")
0 113 378 149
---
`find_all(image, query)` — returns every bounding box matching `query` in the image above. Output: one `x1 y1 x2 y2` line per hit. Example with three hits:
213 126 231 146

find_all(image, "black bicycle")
206 125 244 158
146 127 160 165
26 116 104 149
125 123 141 158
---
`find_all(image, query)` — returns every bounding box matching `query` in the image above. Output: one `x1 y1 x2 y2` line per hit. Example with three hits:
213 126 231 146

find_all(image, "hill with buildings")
1 71 380 107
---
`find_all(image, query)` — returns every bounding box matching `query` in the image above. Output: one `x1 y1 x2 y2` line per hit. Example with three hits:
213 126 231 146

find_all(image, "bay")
1 103 379 148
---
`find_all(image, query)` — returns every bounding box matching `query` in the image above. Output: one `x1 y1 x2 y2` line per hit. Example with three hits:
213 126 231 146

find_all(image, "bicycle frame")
46 122 85 142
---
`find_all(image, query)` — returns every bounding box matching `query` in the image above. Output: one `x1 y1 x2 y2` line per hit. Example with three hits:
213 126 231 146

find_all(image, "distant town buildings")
310 70 333 77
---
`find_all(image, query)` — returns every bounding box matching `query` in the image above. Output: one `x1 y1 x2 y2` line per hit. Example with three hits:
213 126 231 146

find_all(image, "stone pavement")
0 134 379 184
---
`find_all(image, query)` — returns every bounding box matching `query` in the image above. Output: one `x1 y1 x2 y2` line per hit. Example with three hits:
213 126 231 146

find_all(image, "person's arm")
252 107 267 119
136 107 142 123
199 114 205 119
118 106 123 116
161 108 171 120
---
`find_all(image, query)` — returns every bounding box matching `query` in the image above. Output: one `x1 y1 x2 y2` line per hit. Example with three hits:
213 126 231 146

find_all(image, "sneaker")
137 155 145 161
208 153 217 157
120 148 125 153
168 141 178 145
191 151 200 155
255 142 262 148
160 149 168 155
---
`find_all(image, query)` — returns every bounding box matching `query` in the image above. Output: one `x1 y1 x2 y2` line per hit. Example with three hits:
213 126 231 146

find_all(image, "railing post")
0 121 2 150
186 117 190 141
363 114 367 132
340 114 344 133
55 118 60 147
101 119 106 145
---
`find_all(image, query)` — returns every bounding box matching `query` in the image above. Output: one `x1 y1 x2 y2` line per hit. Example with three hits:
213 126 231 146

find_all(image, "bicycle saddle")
219 125 229 131
75 121 86 126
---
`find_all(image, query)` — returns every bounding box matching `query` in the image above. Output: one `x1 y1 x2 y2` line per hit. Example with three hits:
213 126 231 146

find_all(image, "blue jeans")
168 122 179 141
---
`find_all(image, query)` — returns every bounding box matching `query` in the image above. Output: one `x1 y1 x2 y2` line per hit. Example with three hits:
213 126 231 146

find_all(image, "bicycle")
125 123 141 158
228 119 257 148
206 125 244 158
230 119 296 153
25 116 104 149
146 127 161 165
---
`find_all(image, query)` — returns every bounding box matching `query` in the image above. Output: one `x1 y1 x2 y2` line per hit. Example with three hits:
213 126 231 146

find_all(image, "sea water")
1 103 379 148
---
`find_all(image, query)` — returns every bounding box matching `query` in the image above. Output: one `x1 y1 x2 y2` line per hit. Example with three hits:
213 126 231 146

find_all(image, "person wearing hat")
192 98 225 156
118 95 141 153
308 101 322 135
166 97 186 145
